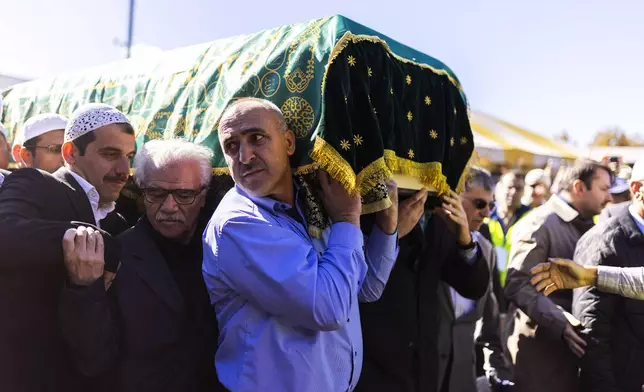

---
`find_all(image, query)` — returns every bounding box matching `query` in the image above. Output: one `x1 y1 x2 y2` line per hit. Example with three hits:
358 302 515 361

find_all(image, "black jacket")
0 167 128 392
59 219 225 392
356 213 490 392
573 205 644 392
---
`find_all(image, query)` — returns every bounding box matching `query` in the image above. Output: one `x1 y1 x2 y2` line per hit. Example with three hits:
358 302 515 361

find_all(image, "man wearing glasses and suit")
18 113 68 173
60 139 225 392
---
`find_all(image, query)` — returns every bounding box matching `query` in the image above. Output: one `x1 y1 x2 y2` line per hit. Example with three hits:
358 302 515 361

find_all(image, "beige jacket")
504 195 593 392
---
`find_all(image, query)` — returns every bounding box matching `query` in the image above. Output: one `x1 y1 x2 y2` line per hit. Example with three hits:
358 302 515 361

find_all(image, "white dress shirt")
68 170 116 227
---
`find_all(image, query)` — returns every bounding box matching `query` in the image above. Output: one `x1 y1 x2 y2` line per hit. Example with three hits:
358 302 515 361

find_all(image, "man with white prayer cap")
18 113 68 173
0 102 136 392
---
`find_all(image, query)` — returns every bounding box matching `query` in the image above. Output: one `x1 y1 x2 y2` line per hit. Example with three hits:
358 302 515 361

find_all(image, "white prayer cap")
525 169 551 188
0 123 7 142
630 159 644 183
64 103 131 143
22 113 68 143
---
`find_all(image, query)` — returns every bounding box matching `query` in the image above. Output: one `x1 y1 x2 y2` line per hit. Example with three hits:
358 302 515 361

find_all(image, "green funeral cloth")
0 15 473 233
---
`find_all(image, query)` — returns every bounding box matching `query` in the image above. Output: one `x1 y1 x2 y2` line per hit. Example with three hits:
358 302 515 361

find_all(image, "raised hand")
397 188 428 239
62 226 105 286
318 170 361 227
530 258 598 296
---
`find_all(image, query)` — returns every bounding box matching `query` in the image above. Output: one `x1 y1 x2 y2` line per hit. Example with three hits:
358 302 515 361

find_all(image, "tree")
591 127 644 147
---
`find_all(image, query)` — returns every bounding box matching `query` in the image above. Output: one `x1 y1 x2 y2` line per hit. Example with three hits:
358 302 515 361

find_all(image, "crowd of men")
0 96 642 392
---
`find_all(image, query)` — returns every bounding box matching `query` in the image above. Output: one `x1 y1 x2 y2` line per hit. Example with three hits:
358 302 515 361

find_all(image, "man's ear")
62 141 77 165
19 147 33 166
284 129 296 156
571 179 586 196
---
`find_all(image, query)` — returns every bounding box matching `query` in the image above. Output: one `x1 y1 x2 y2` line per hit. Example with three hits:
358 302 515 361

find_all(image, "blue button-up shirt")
203 185 399 392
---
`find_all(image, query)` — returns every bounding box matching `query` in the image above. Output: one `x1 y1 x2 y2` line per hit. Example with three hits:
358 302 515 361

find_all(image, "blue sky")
2 0 643 145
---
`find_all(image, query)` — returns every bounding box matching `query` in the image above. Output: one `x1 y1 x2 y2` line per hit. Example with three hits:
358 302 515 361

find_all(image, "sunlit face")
577 169 613 217
142 162 206 243
461 187 495 232
20 129 65 173
524 181 550 207
63 124 136 204
496 173 524 210
219 103 295 199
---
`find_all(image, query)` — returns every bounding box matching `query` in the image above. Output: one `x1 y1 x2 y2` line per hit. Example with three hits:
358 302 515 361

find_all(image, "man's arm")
358 224 398 303
203 215 367 331
0 169 74 267
504 226 569 340
476 249 513 382
573 232 621 391
58 226 120 377
59 280 120 376
436 214 489 299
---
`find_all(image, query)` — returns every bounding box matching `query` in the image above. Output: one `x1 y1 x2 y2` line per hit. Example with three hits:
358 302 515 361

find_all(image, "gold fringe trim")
309 136 360 194
321 31 463 98
383 150 450 195
309 136 452 197
455 150 478 194
212 167 230 175
362 197 392 215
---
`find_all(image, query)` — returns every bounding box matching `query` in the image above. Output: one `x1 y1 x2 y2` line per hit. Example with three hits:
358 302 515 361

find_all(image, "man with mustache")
59 139 225 392
0 103 135 392
203 98 399 392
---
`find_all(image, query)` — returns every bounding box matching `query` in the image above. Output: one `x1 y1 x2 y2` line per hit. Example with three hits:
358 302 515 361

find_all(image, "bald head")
219 98 287 136
218 98 295 203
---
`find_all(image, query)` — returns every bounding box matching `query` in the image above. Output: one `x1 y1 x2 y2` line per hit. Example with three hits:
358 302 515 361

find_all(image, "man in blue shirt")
202 98 399 392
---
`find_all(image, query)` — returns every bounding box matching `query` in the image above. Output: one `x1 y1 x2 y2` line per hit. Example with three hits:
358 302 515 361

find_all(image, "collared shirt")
68 169 115 227
596 205 644 300
0 172 4 187
202 185 399 392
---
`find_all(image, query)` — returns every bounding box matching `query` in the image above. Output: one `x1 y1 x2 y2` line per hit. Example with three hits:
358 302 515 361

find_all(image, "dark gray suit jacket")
0 167 128 392
437 233 513 392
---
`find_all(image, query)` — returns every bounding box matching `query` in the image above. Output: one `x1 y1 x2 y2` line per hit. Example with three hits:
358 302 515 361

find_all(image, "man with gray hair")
436 167 514 392
60 138 225 392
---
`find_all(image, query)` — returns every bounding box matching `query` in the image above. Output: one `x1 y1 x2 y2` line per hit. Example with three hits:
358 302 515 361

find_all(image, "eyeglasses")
26 144 63 154
142 187 205 205
468 198 495 211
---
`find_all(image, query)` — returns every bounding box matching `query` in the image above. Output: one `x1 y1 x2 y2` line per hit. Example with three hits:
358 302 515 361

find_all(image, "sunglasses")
469 198 495 211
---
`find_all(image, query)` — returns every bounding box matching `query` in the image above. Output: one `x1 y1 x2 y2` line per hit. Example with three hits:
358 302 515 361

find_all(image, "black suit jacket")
0 167 128 392
59 220 224 392
356 214 490 392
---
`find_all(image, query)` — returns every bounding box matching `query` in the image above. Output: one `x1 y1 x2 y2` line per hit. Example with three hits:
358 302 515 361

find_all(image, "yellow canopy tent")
470 111 577 169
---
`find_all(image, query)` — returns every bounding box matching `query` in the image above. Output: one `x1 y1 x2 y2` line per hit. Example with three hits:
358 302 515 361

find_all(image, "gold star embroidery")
353 134 363 146
367 67 373 77
407 111 413 122
425 96 432 105
450 137 455 147
407 149 415 159
390 87 394 95
348 55 357 67
460 136 468 145
429 129 438 139
453 107 458 115
344 96 348 104
340 139 351 150
373 107 378 115
406 75 412 85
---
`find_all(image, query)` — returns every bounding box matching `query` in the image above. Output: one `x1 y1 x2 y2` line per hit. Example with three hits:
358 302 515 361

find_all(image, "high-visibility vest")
486 218 513 286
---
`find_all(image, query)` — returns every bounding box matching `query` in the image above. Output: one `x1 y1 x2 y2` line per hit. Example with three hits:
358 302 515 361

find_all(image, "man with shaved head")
203 98 399 392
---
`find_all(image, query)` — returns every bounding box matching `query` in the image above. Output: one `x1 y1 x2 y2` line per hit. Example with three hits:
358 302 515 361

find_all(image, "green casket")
1 15 473 215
